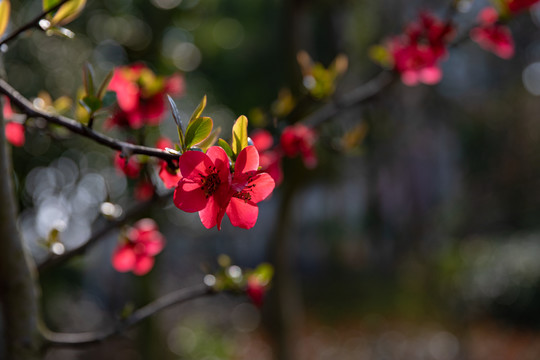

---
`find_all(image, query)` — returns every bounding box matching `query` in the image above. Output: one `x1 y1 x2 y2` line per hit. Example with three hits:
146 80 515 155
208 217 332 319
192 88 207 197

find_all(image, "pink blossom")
112 218 165 276
470 7 514 59
114 152 142 179
251 129 283 185
3 98 25 147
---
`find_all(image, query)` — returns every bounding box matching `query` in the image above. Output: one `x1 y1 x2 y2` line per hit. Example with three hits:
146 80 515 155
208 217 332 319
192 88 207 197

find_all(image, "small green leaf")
0 0 10 39
231 115 248 157
101 91 117 108
189 95 207 125
185 116 213 149
79 95 101 114
50 0 86 27
82 63 95 96
218 138 233 159
97 69 114 100
197 126 221 152
167 95 185 151
43 0 59 12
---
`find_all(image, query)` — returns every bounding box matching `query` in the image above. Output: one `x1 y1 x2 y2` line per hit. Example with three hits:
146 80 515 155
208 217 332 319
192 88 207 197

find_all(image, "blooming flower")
107 63 184 129
251 129 283 185
280 124 318 168
226 146 275 229
470 7 514 59
386 12 454 86
112 218 165 275
114 152 142 179
246 275 266 307
156 137 182 189
173 146 231 230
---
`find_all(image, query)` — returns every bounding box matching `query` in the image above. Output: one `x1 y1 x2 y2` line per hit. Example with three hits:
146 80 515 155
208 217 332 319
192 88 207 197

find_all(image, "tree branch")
41 282 215 346
303 71 395 128
38 190 174 272
0 79 179 161
0 0 72 47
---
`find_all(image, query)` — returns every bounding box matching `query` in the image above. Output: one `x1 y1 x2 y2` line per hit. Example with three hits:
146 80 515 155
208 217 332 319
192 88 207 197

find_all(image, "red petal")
226 197 259 229
165 73 185 96
249 173 275 203
206 146 231 184
199 195 227 230
159 162 182 188
173 179 208 212
251 129 273 152
178 150 212 179
112 245 136 272
133 255 155 276
5 122 25 147
235 146 259 174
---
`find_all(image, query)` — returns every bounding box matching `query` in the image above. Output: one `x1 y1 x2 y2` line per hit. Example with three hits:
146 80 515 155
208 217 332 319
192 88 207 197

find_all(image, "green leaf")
167 95 185 151
0 0 10 39
197 126 221 152
97 69 114 100
252 263 274 284
50 0 86 27
185 116 213 149
189 95 207 125
79 95 101 114
43 0 59 12
218 138 233 159
82 63 95 96
101 91 117 108
231 115 248 157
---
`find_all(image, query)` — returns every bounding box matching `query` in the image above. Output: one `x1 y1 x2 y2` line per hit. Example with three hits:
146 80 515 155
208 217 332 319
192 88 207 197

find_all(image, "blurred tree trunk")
0 70 41 358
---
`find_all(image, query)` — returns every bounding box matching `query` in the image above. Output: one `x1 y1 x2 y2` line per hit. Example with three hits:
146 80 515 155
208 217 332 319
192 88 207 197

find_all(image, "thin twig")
0 79 179 161
38 190 174 272
303 71 396 128
0 0 72 47
41 282 215 346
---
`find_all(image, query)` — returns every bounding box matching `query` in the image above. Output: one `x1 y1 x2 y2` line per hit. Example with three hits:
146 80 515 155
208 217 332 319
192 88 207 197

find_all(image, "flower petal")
226 197 259 229
235 145 259 174
248 173 275 203
199 195 227 230
174 179 208 212
178 150 212 179
206 146 231 184
112 245 135 272
133 255 155 276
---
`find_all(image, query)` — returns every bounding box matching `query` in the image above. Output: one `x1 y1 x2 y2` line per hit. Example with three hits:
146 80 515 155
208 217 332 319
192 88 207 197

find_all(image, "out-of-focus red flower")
156 137 182 188
134 180 155 202
246 275 266 307
112 218 165 276
251 129 283 185
3 98 25 147
507 0 540 13
114 152 142 179
386 12 454 86
280 124 318 168
173 146 231 230
226 146 275 229
107 63 184 129
470 7 514 59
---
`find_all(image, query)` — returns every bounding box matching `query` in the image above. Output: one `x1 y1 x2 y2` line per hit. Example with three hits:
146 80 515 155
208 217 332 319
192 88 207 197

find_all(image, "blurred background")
6 0 540 359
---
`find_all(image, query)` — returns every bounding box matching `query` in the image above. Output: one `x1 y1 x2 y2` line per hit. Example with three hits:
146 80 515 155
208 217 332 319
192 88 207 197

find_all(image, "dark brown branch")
38 190 173 272
41 282 215 346
303 71 395 128
0 79 179 161
0 0 71 47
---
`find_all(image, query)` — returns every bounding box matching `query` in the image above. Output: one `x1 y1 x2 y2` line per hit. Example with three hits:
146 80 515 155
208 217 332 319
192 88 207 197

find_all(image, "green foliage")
185 116 213 149
231 115 248 158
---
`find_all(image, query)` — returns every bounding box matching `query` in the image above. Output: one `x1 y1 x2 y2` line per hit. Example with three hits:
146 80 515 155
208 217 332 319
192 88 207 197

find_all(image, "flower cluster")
250 123 318 186
111 218 165 275
107 63 184 129
380 12 454 86
173 145 275 230
3 98 24 147
470 7 514 59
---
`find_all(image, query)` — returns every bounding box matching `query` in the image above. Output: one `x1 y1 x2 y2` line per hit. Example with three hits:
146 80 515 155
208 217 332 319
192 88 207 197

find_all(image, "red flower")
114 152 142 179
106 64 184 129
134 180 155 201
156 137 182 189
3 98 25 147
112 218 165 276
226 146 275 229
251 129 283 185
507 0 540 13
173 146 231 230
280 124 318 168
386 12 454 86
246 275 266 307
470 7 514 59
